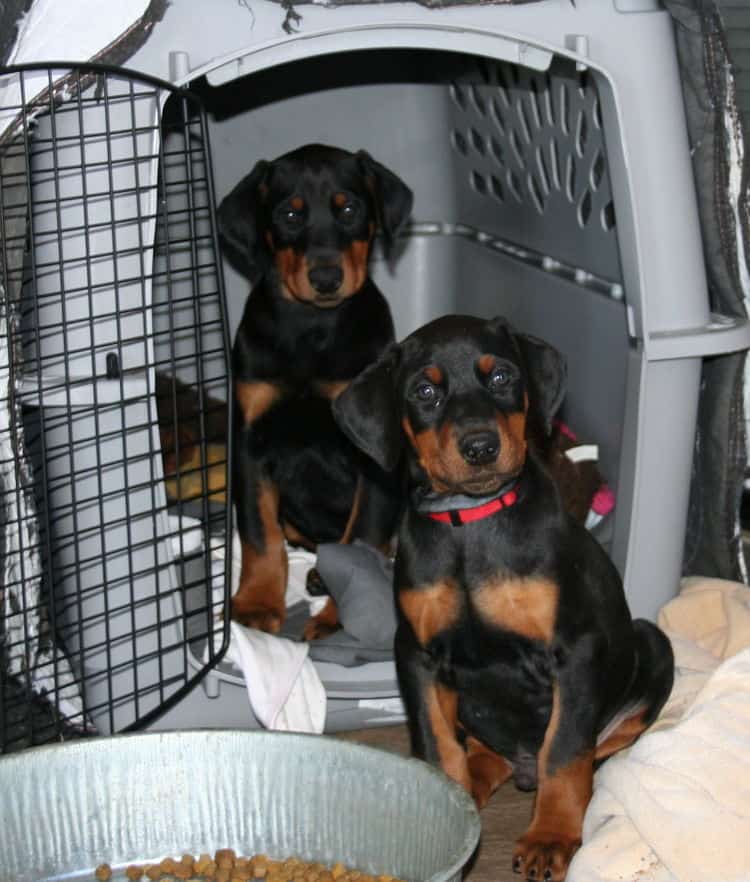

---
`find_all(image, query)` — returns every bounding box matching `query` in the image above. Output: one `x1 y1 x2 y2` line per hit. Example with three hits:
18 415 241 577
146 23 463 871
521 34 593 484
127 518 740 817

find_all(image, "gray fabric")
684 355 747 579
0 0 167 69
0 0 33 66
308 541 397 667
307 637 394 667
664 0 749 581
269 0 540 34
716 1 750 146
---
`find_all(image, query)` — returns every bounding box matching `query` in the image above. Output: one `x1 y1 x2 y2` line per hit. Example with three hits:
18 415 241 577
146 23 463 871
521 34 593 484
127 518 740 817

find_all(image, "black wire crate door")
0 62 232 751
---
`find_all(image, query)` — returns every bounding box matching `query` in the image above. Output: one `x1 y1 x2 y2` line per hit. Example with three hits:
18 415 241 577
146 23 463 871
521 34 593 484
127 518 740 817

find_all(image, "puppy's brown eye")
416 382 438 402
488 368 511 391
338 201 359 224
276 198 306 229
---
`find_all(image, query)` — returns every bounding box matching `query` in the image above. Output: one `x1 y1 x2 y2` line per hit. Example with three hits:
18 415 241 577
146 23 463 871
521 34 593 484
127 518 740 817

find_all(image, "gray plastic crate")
127 0 750 732
10 0 750 736
129 0 750 602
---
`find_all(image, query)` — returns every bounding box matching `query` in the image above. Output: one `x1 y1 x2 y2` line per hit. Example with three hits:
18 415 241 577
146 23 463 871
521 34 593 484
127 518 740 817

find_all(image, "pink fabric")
554 419 578 441
592 484 615 516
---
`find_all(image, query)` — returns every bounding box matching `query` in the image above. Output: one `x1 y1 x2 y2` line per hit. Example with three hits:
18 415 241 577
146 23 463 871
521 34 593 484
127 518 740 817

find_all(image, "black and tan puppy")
333 314 674 881
218 143 412 637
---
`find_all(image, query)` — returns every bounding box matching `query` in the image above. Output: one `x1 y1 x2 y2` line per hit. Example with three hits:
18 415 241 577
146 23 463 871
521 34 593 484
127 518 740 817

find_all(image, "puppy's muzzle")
459 430 500 466
308 263 343 295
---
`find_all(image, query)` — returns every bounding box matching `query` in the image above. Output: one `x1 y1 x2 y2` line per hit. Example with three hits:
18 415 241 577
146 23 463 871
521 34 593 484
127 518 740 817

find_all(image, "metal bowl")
0 730 480 882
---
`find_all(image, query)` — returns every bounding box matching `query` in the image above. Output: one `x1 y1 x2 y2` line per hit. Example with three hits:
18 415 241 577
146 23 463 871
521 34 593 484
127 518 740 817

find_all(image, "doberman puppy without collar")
333 314 674 881
218 143 412 637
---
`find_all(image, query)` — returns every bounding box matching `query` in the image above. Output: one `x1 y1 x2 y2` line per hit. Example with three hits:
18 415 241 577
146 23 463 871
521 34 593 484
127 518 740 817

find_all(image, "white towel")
224 621 326 733
203 521 328 733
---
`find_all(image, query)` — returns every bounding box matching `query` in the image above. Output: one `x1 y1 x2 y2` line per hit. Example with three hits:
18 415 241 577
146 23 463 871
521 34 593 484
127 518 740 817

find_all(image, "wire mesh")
0 62 232 752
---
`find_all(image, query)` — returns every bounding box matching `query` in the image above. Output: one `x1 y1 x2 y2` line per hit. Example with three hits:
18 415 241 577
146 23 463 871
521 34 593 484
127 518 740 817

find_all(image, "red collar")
426 486 519 526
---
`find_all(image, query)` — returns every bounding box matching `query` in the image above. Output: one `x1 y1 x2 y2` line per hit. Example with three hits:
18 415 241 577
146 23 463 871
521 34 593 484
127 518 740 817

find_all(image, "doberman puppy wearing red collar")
333 314 674 881
218 143 412 637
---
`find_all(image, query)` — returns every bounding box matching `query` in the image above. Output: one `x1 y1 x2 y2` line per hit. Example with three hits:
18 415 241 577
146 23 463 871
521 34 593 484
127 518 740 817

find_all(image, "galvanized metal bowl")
0 730 480 882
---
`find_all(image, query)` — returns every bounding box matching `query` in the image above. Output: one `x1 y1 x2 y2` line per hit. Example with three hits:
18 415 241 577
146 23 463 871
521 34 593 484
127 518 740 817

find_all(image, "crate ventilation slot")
449 59 618 275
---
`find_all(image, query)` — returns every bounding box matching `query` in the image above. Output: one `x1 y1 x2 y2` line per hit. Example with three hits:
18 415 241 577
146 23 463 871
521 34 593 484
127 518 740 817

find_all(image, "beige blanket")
568 577 750 882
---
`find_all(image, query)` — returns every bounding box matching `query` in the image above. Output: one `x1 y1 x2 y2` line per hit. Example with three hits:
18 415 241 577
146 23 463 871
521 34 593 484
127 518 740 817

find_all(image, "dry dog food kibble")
91 853 407 882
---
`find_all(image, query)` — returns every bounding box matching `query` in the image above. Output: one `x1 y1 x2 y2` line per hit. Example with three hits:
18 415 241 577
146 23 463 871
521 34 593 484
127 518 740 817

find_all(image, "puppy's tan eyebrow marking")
425 365 443 385
478 354 496 375
290 196 305 211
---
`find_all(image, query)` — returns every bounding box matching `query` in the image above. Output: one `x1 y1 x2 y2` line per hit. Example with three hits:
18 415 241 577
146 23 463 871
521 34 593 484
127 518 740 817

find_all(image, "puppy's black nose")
308 264 343 294
460 431 500 466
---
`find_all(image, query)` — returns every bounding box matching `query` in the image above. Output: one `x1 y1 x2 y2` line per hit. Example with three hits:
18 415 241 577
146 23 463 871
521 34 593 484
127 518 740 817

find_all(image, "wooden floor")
336 724 535 882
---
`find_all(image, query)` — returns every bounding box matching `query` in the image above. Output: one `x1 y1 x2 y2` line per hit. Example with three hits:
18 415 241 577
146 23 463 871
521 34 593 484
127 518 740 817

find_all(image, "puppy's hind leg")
595 620 674 761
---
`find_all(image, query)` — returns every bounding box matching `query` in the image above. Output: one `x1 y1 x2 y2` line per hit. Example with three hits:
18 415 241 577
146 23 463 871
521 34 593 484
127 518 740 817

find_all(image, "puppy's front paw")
305 567 330 597
301 597 341 641
231 596 284 634
512 832 580 881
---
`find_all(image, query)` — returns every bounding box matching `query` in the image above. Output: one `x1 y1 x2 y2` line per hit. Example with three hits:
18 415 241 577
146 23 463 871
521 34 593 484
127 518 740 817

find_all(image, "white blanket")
204 528 327 734
569 578 750 882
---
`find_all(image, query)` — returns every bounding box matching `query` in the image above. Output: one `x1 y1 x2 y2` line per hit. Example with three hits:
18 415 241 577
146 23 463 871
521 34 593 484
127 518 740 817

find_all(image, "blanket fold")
569 577 750 882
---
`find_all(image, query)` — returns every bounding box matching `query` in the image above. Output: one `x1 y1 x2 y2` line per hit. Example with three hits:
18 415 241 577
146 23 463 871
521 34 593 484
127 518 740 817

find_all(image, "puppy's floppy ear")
487 317 566 434
333 344 402 472
217 159 271 281
356 150 413 257
514 332 567 435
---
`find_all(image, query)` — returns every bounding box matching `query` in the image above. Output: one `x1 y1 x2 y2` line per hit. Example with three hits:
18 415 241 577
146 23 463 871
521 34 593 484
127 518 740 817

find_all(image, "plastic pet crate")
2 0 750 742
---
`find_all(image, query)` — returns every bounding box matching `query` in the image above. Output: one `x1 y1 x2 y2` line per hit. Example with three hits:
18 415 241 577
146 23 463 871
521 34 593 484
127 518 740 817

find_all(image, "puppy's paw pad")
512 833 580 882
